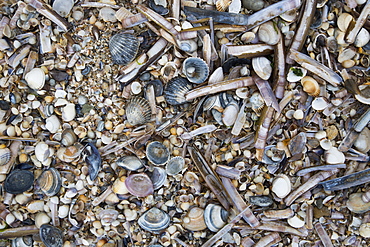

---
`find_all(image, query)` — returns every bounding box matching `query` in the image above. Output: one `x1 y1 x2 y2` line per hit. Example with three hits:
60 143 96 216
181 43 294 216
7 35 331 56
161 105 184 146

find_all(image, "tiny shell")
166 156 185 176
125 97 152 126
109 33 140 65
183 207 207 231
271 174 291 199
125 173 154 197
25 68 45 91
146 141 170 166
301 76 320 97
204 204 228 232
138 207 170 233
252 57 272 80
164 77 193 105
116 156 144 171
0 147 11 166
183 57 209 84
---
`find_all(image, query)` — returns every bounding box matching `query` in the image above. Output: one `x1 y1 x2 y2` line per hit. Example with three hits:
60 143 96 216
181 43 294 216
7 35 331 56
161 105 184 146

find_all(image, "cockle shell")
0 147 11 166
183 57 209 84
252 57 272 80
37 168 62 197
257 21 280 45
271 174 291 199
301 76 320 97
165 156 185 176
146 141 170 166
25 68 45 91
204 204 228 232
183 207 207 231
164 77 193 105
109 33 140 65
216 0 232 11
125 97 152 126
138 207 170 233
45 115 61 134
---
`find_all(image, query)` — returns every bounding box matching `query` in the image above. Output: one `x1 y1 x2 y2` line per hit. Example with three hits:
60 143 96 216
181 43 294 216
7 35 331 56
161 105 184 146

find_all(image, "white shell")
257 21 280 45
355 28 370 48
287 214 305 228
287 67 307 82
252 57 272 80
354 127 370 153
52 0 74 17
112 176 129 195
62 103 76 122
25 68 45 91
337 13 353 32
35 142 50 163
177 40 198 53
271 174 291 199
99 7 117 22
35 212 51 228
338 48 356 63
222 102 239 126
311 97 329 111
324 147 345 164
45 115 61 134
228 0 241 13
208 67 224 85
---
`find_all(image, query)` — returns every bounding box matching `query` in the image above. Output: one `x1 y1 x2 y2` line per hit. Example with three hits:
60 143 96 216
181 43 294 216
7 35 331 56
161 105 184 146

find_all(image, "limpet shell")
164 76 193 105
0 147 11 166
146 141 170 166
138 207 170 233
109 33 140 65
204 204 228 232
125 97 152 126
37 168 62 197
4 169 34 194
183 57 209 84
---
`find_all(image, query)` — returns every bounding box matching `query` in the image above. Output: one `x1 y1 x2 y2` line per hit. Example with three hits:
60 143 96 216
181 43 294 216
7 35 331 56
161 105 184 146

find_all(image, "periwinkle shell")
164 77 193 105
109 33 140 65
4 169 34 194
138 207 170 233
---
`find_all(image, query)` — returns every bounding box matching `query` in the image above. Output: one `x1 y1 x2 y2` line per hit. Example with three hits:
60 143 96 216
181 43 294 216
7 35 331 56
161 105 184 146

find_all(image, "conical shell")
183 57 209 84
0 148 11 166
301 76 320 97
164 77 193 105
138 207 170 233
37 168 62 197
257 21 280 45
252 57 272 80
204 204 228 232
109 33 140 65
126 97 152 126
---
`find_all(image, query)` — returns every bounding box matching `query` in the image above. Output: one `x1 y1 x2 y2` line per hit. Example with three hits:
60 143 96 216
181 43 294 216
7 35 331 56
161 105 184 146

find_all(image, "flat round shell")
109 33 140 65
39 224 63 247
4 169 34 194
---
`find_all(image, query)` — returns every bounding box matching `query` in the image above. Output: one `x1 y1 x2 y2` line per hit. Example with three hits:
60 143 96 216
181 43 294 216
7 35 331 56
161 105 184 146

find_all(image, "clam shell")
112 176 129 195
138 207 170 233
109 33 140 65
252 57 272 80
257 21 280 45
84 143 102 181
204 204 228 232
25 68 45 91
301 76 320 97
250 92 265 114
39 224 63 247
337 13 353 32
324 147 345 164
222 101 239 126
177 40 198 53
0 147 11 166
164 77 193 105
4 169 34 194
216 0 231 11
61 128 77 146
165 156 185 176
355 28 370 48
183 57 209 84
45 115 61 134
183 207 207 231
117 156 144 171
287 67 307 82
125 173 154 197
148 167 167 190
271 174 291 199
146 141 170 166
35 142 51 163
52 0 74 17
126 97 152 126
37 168 62 197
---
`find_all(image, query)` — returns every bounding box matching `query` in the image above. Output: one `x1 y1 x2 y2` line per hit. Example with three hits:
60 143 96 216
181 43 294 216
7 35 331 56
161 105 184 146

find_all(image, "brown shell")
301 76 320 97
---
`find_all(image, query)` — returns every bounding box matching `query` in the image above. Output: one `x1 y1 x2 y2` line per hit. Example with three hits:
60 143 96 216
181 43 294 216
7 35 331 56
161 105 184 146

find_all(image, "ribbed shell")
138 207 170 233
37 168 62 197
109 33 140 65
126 97 152 126
165 156 185 176
183 57 209 84
164 77 193 105
0 148 11 166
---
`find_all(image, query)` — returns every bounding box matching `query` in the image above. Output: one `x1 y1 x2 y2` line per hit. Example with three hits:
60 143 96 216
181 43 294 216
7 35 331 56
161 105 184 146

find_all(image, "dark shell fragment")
4 169 34 194
84 143 102 181
39 224 63 247
249 195 273 207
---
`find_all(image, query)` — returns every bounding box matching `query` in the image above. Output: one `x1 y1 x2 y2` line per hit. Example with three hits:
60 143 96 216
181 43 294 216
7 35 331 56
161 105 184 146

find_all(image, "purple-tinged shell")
125 173 154 197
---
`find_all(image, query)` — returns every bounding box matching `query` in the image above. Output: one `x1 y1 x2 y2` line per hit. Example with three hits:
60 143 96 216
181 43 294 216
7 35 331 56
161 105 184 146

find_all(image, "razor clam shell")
138 207 170 233
164 76 193 105
320 168 370 191
109 33 140 65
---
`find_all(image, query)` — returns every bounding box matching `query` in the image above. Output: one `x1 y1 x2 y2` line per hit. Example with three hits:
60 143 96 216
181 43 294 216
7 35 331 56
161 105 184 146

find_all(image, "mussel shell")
165 156 185 176
0 147 11 166
84 143 102 181
39 224 63 247
125 173 154 197
37 168 62 197
204 204 229 232
4 169 34 194
164 77 193 105
148 167 167 190
109 33 140 65
146 141 170 166
138 207 170 233
183 57 209 84
126 97 152 126
116 156 144 171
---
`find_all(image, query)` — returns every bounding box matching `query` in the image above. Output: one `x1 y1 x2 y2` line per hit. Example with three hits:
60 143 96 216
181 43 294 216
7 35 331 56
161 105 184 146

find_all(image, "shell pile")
1 0 370 246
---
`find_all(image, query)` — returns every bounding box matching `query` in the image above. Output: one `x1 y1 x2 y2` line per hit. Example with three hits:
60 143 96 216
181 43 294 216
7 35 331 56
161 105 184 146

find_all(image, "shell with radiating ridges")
204 204 229 232
126 97 152 126
164 77 193 105
109 33 140 65
146 141 170 166
116 155 144 171
301 76 320 97
138 207 170 233
216 0 231 11
0 148 11 166
183 57 209 84
37 168 62 197
183 207 207 231
257 21 280 45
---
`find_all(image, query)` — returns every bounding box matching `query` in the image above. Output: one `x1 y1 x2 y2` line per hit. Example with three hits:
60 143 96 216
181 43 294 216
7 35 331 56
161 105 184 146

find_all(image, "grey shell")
164 77 193 105
37 168 62 197
109 33 140 65
204 204 229 232
126 97 152 126
116 155 144 171
146 141 170 166
183 57 209 84
138 207 170 233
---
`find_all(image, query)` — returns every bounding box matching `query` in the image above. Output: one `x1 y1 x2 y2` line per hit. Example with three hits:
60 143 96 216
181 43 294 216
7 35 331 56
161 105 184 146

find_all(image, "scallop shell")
138 207 170 233
125 173 154 197
25 68 45 91
109 33 140 65
183 207 207 231
0 147 11 166
126 97 152 126
183 57 209 84
271 174 291 199
301 76 320 97
257 21 280 45
146 141 170 166
37 168 62 197
252 57 272 80
216 0 231 11
116 155 144 171
165 156 185 176
204 204 229 232
4 169 34 194
164 77 193 105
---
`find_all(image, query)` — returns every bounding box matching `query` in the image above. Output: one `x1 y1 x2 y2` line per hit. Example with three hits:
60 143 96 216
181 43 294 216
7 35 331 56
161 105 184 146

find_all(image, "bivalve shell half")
148 167 167 190
252 57 272 80
164 77 193 105
39 224 63 247
257 21 280 45
0 147 11 166
4 169 34 194
166 156 185 176
183 57 209 84
146 141 170 166
287 67 307 82
61 128 77 147
138 207 170 233
271 174 291 199
216 0 231 11
125 173 154 197
337 13 354 32
117 156 144 171
109 33 140 65
45 115 61 134
37 168 62 197
301 76 320 97
112 176 129 195
25 68 45 91
222 101 239 126
355 28 370 48
35 142 51 163
324 147 345 164
204 204 229 232
183 207 207 231
52 0 74 17
125 97 152 126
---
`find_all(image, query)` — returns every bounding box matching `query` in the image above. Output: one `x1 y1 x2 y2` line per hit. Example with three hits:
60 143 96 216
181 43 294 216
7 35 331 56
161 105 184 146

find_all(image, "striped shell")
0 148 11 166
109 33 140 65
125 97 152 126
183 57 209 84
164 77 193 105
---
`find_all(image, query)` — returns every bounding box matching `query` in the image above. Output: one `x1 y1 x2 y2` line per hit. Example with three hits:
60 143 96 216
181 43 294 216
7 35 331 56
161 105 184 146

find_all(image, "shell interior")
126 97 152 126
148 167 167 190
183 57 209 84
164 77 193 105
109 33 140 65
117 156 144 171
138 207 170 232
146 141 170 165
125 173 154 197
204 204 228 232
165 156 185 176
37 168 62 197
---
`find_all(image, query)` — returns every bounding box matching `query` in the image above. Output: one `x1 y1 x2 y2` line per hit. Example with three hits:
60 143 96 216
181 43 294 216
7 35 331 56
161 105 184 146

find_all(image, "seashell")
62 103 76 122
25 68 45 91
250 92 265 114
52 0 74 17
125 97 152 126
208 67 224 85
216 0 232 11
301 76 320 97
311 97 329 111
287 214 305 228
99 7 117 22
355 28 370 48
279 9 298 22
99 209 119 225
84 143 102 181
338 47 356 63
45 115 61 134
222 101 239 126
183 207 207 231
12 236 33 247
109 33 140 65
117 156 144 171
146 141 170 166
56 144 83 163
177 39 198 53
112 176 129 195
4 169 34 194
37 168 62 197
228 0 241 13
204 204 229 232
235 87 249 99
125 173 154 197
242 0 264 11
183 57 209 84
249 195 273 207
39 224 63 247
354 127 370 153
287 67 307 82
35 142 50 163
145 80 164 97
166 156 185 176
35 212 51 228
61 128 77 146
203 95 221 111
138 207 170 233
252 57 272 80
337 13 354 32
324 147 345 164
148 167 167 190
164 77 193 105
257 21 280 45
347 192 370 214
271 174 291 199
0 147 11 166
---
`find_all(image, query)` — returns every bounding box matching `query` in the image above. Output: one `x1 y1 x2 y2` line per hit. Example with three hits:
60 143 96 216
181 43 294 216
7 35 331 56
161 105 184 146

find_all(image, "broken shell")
166 156 185 176
164 77 193 105
204 204 228 232
324 147 345 164
271 174 291 199
257 21 280 45
4 169 34 194
222 101 239 126
216 0 231 11
25 68 45 91
62 103 76 122
125 173 154 197
287 67 307 82
183 57 209 84
37 168 62 197
52 0 74 17
355 28 370 48
138 207 170 233
112 176 129 195
35 142 50 163
35 212 51 228
56 144 83 163
337 13 353 32
252 57 272 80
126 97 152 126
148 167 167 190
109 33 140 65
250 92 265 114
0 147 11 166
301 76 320 97
183 207 207 231
117 156 144 171
347 193 370 214
12 236 33 247
146 141 170 166
61 128 77 147
177 39 198 53
287 214 305 228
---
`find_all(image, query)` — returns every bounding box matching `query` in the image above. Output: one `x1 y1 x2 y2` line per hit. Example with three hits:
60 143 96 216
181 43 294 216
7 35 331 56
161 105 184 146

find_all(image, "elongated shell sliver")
319 168 370 191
